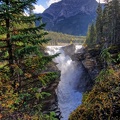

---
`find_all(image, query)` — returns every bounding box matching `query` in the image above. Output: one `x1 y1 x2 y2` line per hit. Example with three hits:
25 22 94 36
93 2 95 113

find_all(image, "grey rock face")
61 44 75 57
44 0 97 19
36 0 98 35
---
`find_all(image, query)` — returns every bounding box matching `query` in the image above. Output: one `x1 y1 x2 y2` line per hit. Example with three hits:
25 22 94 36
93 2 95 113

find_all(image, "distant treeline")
45 31 86 45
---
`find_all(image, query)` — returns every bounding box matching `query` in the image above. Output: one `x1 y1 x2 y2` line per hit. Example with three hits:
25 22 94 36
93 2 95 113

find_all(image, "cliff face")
81 48 101 80
36 0 98 35
44 0 98 20
71 46 101 91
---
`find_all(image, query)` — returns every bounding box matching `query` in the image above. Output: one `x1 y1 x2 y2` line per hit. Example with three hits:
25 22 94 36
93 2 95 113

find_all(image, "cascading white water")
46 45 83 120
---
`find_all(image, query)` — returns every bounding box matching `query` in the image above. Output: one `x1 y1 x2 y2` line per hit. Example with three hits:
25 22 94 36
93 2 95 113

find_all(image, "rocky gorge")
44 44 102 119
43 43 120 120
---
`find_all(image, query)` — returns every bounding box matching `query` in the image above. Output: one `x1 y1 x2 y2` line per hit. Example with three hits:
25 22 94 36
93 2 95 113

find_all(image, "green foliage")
45 112 58 120
0 0 59 119
38 72 59 86
100 48 112 65
117 53 120 62
35 92 51 100
85 0 120 48
100 45 120 67
31 111 58 120
102 0 120 45
85 23 96 47
69 68 120 120
96 3 103 43
95 68 114 82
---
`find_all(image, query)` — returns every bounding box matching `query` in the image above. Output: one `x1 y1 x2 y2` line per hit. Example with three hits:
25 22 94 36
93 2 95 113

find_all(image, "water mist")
46 46 83 120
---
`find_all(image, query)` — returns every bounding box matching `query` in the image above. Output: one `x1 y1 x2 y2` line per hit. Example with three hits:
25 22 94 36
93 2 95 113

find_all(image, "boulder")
61 44 75 57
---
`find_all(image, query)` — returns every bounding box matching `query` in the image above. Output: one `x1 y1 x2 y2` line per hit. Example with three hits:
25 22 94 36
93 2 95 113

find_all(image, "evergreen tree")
0 0 58 119
111 0 120 44
96 3 103 44
85 23 96 47
102 0 120 46
102 2 109 45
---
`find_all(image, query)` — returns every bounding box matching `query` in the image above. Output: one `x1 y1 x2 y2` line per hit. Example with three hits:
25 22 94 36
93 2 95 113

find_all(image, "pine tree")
111 0 120 44
0 0 58 119
102 0 120 46
96 3 103 44
85 23 96 47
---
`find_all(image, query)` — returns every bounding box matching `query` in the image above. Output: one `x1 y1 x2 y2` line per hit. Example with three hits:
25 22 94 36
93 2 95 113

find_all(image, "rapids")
46 45 83 120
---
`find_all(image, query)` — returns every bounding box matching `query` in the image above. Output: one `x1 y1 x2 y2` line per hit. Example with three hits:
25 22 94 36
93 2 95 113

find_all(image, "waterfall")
46 45 83 120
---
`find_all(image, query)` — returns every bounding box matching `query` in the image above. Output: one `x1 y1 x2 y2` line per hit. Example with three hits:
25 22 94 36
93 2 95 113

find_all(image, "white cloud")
47 0 61 7
33 5 45 13
96 0 105 3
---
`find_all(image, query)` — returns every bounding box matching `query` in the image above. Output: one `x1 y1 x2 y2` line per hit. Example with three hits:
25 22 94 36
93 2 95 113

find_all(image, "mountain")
36 0 98 36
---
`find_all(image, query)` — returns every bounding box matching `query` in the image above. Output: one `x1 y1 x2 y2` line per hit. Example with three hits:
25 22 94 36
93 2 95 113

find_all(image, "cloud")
33 5 45 13
47 0 61 7
96 0 105 3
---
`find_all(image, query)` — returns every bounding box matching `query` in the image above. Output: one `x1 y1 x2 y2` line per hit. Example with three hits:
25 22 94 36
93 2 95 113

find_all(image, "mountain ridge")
36 0 99 35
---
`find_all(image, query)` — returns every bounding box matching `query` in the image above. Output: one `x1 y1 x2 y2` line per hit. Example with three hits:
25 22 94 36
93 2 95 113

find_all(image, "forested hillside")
46 31 85 45
70 0 120 119
85 0 120 47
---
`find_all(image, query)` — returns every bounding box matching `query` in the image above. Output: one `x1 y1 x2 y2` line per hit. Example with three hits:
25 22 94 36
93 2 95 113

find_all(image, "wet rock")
61 44 75 57
82 58 97 70
76 62 93 92
71 53 84 61
72 47 101 91
82 48 101 80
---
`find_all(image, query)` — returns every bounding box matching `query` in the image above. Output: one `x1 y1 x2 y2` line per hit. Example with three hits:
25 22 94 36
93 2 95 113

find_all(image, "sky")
33 0 105 13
